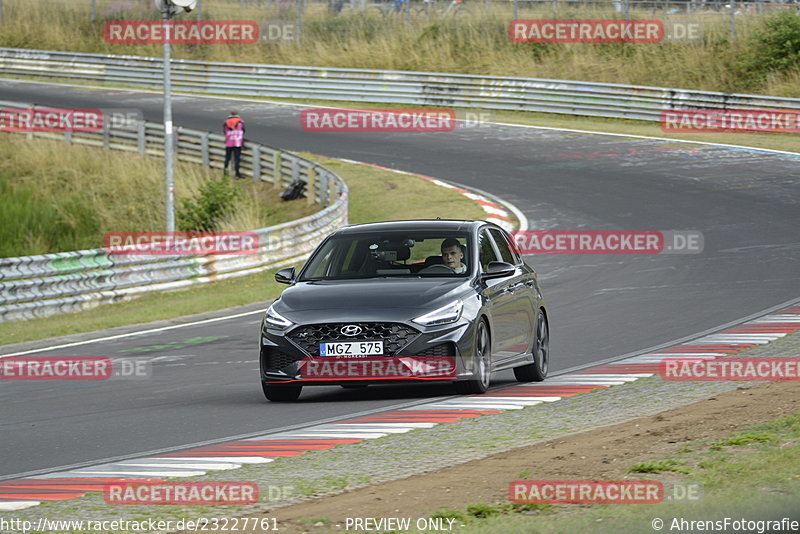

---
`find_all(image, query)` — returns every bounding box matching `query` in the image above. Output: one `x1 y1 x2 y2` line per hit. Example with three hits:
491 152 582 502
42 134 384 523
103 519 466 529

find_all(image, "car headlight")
412 299 463 326
265 303 294 329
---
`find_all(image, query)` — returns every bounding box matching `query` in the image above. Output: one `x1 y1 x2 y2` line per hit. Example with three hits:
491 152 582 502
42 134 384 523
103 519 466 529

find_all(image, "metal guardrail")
0 99 348 323
1 47 800 121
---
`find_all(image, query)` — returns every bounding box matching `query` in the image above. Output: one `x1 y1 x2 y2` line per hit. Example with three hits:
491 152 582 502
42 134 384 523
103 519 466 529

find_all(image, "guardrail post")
319 169 329 206
306 166 316 205
252 145 261 182
291 158 300 187
102 119 110 150
64 129 72 145
274 152 281 184
27 105 34 141
201 132 209 167
137 121 146 157
328 171 336 206
296 0 303 43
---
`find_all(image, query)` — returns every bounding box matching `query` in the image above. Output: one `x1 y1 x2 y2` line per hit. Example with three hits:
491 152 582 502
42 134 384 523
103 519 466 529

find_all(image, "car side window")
478 230 499 272
307 246 336 277
341 239 362 272
489 229 518 265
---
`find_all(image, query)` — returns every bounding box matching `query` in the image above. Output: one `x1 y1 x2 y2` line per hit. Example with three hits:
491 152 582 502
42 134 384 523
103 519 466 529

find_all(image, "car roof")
332 219 499 235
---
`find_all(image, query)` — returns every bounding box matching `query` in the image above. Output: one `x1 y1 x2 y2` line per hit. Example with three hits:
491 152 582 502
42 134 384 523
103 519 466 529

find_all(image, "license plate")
319 340 384 357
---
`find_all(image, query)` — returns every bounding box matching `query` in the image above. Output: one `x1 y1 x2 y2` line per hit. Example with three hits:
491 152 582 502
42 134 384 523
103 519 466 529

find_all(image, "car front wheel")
455 320 491 394
262 382 302 402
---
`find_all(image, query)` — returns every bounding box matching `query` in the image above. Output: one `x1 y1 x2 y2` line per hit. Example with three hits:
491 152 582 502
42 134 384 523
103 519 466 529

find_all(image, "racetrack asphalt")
0 79 798 479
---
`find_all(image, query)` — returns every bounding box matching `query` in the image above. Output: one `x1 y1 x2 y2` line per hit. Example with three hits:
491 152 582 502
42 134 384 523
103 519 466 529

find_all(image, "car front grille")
287 322 420 356
411 342 455 357
262 349 298 373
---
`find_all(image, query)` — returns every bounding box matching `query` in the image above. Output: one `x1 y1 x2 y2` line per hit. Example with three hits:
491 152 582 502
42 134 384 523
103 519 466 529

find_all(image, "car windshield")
299 231 471 281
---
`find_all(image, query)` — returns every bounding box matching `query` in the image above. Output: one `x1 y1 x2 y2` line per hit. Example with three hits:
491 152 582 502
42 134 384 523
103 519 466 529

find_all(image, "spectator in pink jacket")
223 109 245 178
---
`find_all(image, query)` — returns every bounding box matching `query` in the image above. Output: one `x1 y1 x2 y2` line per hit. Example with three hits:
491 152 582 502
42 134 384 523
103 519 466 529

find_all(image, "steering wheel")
420 264 456 274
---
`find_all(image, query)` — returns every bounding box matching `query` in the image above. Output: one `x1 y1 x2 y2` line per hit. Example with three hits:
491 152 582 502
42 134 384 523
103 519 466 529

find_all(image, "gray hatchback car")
259 220 549 401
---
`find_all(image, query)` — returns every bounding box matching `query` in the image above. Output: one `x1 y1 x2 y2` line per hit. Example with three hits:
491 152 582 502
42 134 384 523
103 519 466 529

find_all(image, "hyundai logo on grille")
340 325 363 337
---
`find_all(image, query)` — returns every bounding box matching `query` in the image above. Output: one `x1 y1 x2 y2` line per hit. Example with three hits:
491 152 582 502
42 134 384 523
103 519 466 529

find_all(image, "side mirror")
482 261 515 280
275 267 296 284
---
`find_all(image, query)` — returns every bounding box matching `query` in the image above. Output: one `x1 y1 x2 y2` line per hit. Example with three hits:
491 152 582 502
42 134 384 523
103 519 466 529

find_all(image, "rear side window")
489 228 518 265
478 230 498 272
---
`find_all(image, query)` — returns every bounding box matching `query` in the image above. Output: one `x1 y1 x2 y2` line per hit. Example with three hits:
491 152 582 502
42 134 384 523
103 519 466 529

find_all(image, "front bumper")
260 318 477 385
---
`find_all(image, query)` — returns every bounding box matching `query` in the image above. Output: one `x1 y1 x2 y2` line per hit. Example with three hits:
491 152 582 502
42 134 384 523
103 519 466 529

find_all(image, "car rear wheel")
262 382 302 402
455 320 491 394
513 310 549 382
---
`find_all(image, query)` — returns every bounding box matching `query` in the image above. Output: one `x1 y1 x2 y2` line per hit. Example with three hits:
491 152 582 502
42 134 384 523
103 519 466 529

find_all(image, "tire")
455 320 491 394
262 382 302 402
513 310 549 382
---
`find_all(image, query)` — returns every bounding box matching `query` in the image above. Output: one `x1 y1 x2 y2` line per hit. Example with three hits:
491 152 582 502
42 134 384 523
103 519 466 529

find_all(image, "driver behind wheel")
440 238 466 273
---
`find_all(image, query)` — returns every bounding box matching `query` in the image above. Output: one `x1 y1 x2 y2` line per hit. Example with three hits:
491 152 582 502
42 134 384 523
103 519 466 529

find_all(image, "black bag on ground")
280 179 306 201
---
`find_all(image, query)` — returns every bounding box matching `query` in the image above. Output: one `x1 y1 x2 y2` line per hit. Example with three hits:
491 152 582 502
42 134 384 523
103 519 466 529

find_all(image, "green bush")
735 11 800 87
752 11 800 73
177 176 241 232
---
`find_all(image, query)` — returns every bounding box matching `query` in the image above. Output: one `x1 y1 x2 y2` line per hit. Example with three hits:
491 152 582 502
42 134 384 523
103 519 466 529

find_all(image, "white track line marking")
276 432 387 439
331 423 437 429
419 403 525 410
156 456 273 464
113 461 238 470
476 396 560 402
0 308 267 358
61 468 209 477
0 501 41 511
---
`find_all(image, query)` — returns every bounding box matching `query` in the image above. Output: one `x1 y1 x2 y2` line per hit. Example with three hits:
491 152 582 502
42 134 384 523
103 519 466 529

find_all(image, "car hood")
277 277 469 313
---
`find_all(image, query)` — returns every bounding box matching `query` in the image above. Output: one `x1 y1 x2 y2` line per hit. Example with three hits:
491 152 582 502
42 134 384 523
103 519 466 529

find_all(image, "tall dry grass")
0 0 798 94
1 0 798 94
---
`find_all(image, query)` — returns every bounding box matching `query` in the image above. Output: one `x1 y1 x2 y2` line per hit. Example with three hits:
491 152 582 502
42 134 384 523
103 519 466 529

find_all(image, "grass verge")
0 134 319 257
0 153 487 347
426 412 800 533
